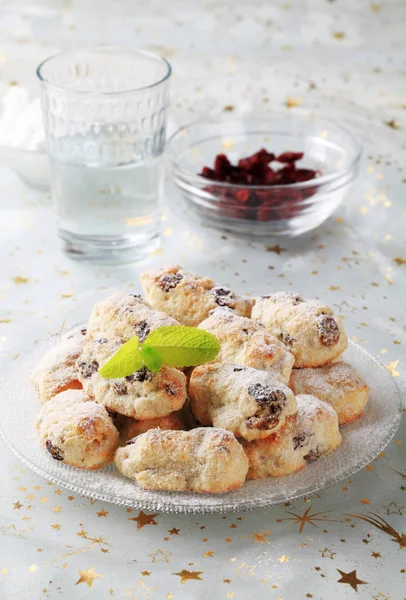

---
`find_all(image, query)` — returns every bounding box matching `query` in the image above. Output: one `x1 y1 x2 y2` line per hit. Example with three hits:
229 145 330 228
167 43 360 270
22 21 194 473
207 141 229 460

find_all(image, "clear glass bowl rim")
167 113 363 191
36 46 172 96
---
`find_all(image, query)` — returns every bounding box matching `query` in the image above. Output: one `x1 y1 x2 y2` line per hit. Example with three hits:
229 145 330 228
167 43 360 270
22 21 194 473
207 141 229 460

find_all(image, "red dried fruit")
199 147 319 222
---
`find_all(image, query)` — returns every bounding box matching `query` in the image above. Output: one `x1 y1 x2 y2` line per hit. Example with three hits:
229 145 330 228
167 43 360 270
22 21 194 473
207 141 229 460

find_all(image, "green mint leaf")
144 326 220 368
140 345 162 373
98 336 142 378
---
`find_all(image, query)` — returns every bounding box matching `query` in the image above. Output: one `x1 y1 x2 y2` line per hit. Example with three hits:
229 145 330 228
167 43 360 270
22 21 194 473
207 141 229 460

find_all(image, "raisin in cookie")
290 362 368 425
292 394 342 460
31 326 88 403
114 428 248 493
87 292 178 341
252 292 348 368
242 416 306 478
198 308 294 384
189 363 297 441
77 337 187 419
140 264 252 326
36 389 118 470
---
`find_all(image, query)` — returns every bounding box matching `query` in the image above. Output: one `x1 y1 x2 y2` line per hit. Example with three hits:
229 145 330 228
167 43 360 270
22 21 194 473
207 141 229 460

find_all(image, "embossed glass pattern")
37 47 171 263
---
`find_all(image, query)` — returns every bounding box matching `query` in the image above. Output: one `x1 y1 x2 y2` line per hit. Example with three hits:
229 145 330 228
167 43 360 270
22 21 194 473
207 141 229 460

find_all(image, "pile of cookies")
33 265 369 494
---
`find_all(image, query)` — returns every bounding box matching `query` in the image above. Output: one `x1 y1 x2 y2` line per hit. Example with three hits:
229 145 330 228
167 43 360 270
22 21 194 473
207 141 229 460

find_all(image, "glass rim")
36 46 172 95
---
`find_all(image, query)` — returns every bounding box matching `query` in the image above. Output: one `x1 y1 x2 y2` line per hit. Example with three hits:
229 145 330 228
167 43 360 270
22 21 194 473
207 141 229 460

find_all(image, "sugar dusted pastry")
189 363 297 441
121 411 186 443
290 362 368 425
140 264 252 327
87 292 178 341
36 389 119 470
77 337 187 419
252 292 348 368
198 308 294 384
31 326 87 402
242 417 306 478
114 427 249 493
293 394 342 460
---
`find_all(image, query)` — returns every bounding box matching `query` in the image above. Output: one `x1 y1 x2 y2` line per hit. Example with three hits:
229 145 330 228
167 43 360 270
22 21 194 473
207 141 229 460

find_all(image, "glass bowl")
167 114 362 237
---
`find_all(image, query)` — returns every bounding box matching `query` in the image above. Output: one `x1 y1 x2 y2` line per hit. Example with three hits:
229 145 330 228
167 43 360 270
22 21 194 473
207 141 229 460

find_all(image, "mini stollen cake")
114 427 249 493
140 264 252 327
189 363 297 440
252 292 348 368
31 326 87 403
87 292 179 341
293 394 342 460
290 362 368 425
77 337 187 419
36 389 119 470
198 308 294 384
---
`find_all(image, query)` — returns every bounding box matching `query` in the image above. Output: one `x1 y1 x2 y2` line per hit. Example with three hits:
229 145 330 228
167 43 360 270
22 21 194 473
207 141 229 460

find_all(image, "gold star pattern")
247 530 271 544
337 569 367 591
52 506 62 513
168 527 180 535
26 494 35 501
75 567 102 588
385 119 400 130
285 97 302 109
319 548 335 559
129 510 159 529
68 496 74 501
1 568 8 574
51 523 60 530
360 497 371 504
33 485 41 491
39 497 48 503
266 244 285 255
394 257 406 266
148 549 172 563
386 360 400 377
372 593 390 600
96 508 109 517
224 579 231 583
13 501 23 510
383 502 404 515
13 276 29 284
204 550 214 558
173 569 203 584
141 571 151 576
18 486 27 493
372 551 381 558
346 512 406 549
28 564 38 573
278 555 289 563
280 506 342 533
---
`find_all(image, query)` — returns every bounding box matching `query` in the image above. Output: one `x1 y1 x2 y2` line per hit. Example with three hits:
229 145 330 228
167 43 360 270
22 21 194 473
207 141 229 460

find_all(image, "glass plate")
0 336 401 514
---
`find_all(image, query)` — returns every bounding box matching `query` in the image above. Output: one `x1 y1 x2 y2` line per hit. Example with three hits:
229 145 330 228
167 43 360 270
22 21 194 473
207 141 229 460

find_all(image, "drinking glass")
37 47 171 263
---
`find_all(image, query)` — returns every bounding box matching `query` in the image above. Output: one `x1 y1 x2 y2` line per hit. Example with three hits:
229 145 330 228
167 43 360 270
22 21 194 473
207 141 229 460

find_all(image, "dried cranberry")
134 320 150 342
158 272 183 292
317 315 340 346
276 151 304 163
46 440 64 461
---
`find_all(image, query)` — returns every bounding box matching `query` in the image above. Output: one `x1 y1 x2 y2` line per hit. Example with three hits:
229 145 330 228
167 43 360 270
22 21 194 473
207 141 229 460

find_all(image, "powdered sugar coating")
141 264 252 327
252 292 348 367
77 338 187 419
294 394 342 460
121 411 187 444
31 326 87 402
114 427 249 493
87 292 178 341
290 361 369 425
189 363 297 441
198 308 294 384
242 416 306 479
36 389 119 470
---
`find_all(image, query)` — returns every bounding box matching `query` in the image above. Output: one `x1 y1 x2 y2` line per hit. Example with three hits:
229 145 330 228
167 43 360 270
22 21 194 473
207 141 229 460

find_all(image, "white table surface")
0 1 405 598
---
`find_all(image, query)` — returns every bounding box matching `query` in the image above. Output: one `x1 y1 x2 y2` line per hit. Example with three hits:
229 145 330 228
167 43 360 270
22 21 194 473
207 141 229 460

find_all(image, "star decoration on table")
360 498 371 504
394 257 406 266
148 549 172 563
28 564 38 573
50 523 61 530
266 244 285 255
13 501 23 510
372 593 390 600
204 550 214 558
129 510 159 529
371 551 381 558
168 527 180 535
383 502 404 515
173 569 203 584
75 567 102 588
223 579 231 584
278 555 289 563
13 276 29 285
96 508 109 517
247 530 271 544
386 360 400 377
52 506 62 513
141 571 151 576
319 548 336 559
337 569 367 591
280 506 342 533
346 512 406 549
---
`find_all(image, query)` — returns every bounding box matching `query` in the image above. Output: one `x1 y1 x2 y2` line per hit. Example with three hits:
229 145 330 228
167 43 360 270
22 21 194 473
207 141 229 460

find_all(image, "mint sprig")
98 325 220 379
